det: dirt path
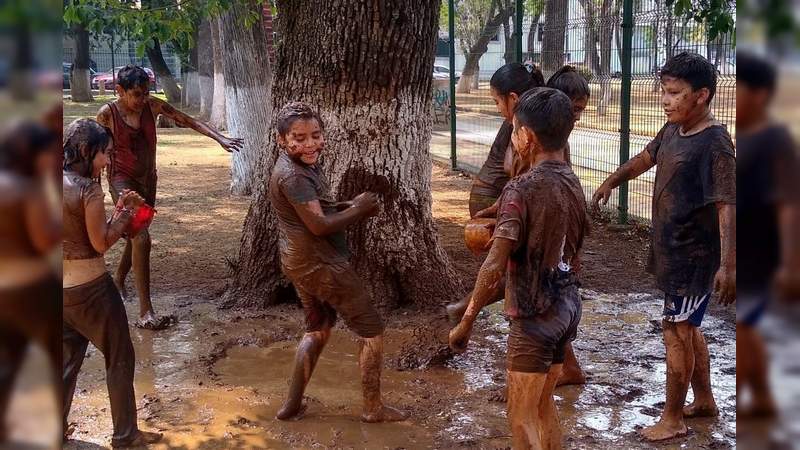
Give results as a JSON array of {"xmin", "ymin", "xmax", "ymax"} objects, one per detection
[{"xmin": 63, "ymin": 126, "xmax": 735, "ymax": 449}]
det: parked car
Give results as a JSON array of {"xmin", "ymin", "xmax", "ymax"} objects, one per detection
[
  {"xmin": 433, "ymin": 64, "xmax": 461, "ymax": 81},
  {"xmin": 92, "ymin": 66, "xmax": 156, "ymax": 90},
  {"xmin": 63, "ymin": 62, "xmax": 97, "ymax": 89}
]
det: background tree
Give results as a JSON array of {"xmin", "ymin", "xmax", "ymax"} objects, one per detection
[
  {"xmin": 541, "ymin": 0, "xmax": 568, "ymax": 74},
  {"xmin": 198, "ymin": 18, "xmax": 214, "ymax": 120},
  {"xmin": 227, "ymin": 0, "xmax": 464, "ymax": 309},
  {"xmin": 453, "ymin": 0, "xmax": 512, "ymax": 93}
]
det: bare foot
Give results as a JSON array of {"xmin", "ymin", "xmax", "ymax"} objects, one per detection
[
  {"xmin": 487, "ymin": 386, "xmax": 507, "ymax": 403},
  {"xmin": 556, "ymin": 368, "xmax": 587, "ymax": 386},
  {"xmin": 114, "ymin": 275, "xmax": 128, "ymax": 302},
  {"xmin": 639, "ymin": 420, "xmax": 688, "ymax": 441},
  {"xmin": 276, "ymin": 399, "xmax": 307, "ymax": 421},
  {"xmin": 135, "ymin": 311, "xmax": 176, "ymax": 330},
  {"xmin": 361, "ymin": 405, "xmax": 408, "ymax": 423},
  {"xmin": 112, "ymin": 430, "xmax": 162, "ymax": 448},
  {"xmin": 683, "ymin": 400, "xmax": 719, "ymax": 418}
]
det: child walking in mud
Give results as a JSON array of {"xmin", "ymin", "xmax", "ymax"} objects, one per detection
[
  {"xmin": 269, "ymin": 102, "xmax": 407, "ymax": 423},
  {"xmin": 62, "ymin": 119, "xmax": 162, "ymax": 447},
  {"xmin": 96, "ymin": 65, "xmax": 243, "ymax": 330},
  {"xmin": 593, "ymin": 52, "xmax": 736, "ymax": 441},
  {"xmin": 450, "ymin": 88, "xmax": 589, "ymax": 450}
]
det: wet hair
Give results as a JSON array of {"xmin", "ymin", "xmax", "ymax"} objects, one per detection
[
  {"xmin": 490, "ymin": 62, "xmax": 545, "ymax": 96},
  {"xmin": 117, "ymin": 64, "xmax": 150, "ymax": 90},
  {"xmin": 546, "ymin": 66, "xmax": 590, "ymax": 101},
  {"xmin": 514, "ymin": 87, "xmax": 575, "ymax": 152},
  {"xmin": 737, "ymin": 51, "xmax": 776, "ymax": 93},
  {"xmin": 0, "ymin": 120, "xmax": 57, "ymax": 177},
  {"xmin": 63, "ymin": 118, "xmax": 113, "ymax": 178},
  {"xmin": 660, "ymin": 52, "xmax": 717, "ymax": 103},
  {"xmin": 275, "ymin": 101, "xmax": 324, "ymax": 136}
]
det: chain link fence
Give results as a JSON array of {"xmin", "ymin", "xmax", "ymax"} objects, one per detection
[{"xmin": 432, "ymin": 0, "xmax": 735, "ymax": 224}]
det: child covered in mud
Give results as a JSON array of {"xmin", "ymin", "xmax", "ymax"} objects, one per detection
[
  {"xmin": 96, "ymin": 65, "xmax": 243, "ymax": 330},
  {"xmin": 62, "ymin": 119, "xmax": 162, "ymax": 447},
  {"xmin": 593, "ymin": 52, "xmax": 736, "ymax": 441},
  {"xmin": 450, "ymin": 88, "xmax": 589, "ymax": 450},
  {"xmin": 269, "ymin": 102, "xmax": 407, "ymax": 423}
]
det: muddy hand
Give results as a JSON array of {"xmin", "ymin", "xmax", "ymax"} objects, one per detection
[
  {"xmin": 353, "ymin": 192, "xmax": 380, "ymax": 217},
  {"xmin": 713, "ymin": 266, "xmax": 736, "ymax": 305},
  {"xmin": 591, "ymin": 184, "xmax": 612, "ymax": 213},
  {"xmin": 448, "ymin": 322, "xmax": 472, "ymax": 354},
  {"xmin": 121, "ymin": 190, "xmax": 145, "ymax": 209},
  {"xmin": 474, "ymin": 202, "xmax": 499, "ymax": 219},
  {"xmin": 219, "ymin": 136, "xmax": 244, "ymax": 153}
]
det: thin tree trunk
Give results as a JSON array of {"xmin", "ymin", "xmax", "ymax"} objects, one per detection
[
  {"xmin": 597, "ymin": 0, "xmax": 614, "ymax": 116},
  {"xmin": 198, "ymin": 19, "xmax": 214, "ymax": 120},
  {"xmin": 542, "ymin": 0, "xmax": 568, "ymax": 75},
  {"xmin": 182, "ymin": 27, "xmax": 201, "ymax": 108},
  {"xmin": 144, "ymin": 38, "xmax": 181, "ymax": 103},
  {"xmin": 220, "ymin": 0, "xmax": 272, "ymax": 197},
  {"xmin": 456, "ymin": 5, "xmax": 508, "ymax": 93},
  {"xmin": 227, "ymin": 0, "xmax": 463, "ymax": 310},
  {"xmin": 210, "ymin": 17, "xmax": 227, "ymax": 131},
  {"xmin": 527, "ymin": 14, "xmax": 541, "ymax": 59},
  {"xmin": 503, "ymin": 14, "xmax": 514, "ymax": 64},
  {"xmin": 71, "ymin": 24, "xmax": 93, "ymax": 102}
]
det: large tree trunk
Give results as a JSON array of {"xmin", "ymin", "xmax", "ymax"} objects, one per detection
[
  {"xmin": 144, "ymin": 38, "xmax": 182, "ymax": 103},
  {"xmin": 220, "ymin": 0, "xmax": 272, "ymax": 197},
  {"xmin": 210, "ymin": 18, "xmax": 227, "ymax": 131},
  {"xmin": 226, "ymin": 0, "xmax": 463, "ymax": 310},
  {"xmin": 198, "ymin": 19, "xmax": 214, "ymax": 120},
  {"xmin": 71, "ymin": 24, "xmax": 93, "ymax": 102},
  {"xmin": 542, "ymin": 0, "xmax": 568, "ymax": 75}
]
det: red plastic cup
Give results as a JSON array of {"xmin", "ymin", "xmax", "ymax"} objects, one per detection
[{"xmin": 128, "ymin": 204, "xmax": 156, "ymax": 237}]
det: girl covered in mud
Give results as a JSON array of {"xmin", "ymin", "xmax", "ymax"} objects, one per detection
[{"xmin": 62, "ymin": 118, "xmax": 162, "ymax": 448}]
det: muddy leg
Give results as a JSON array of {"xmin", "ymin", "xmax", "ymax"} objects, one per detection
[
  {"xmin": 556, "ymin": 344, "xmax": 585, "ymax": 387},
  {"xmin": 683, "ymin": 327, "xmax": 718, "ymax": 417},
  {"xmin": 538, "ymin": 364, "xmax": 563, "ymax": 450},
  {"xmin": 114, "ymin": 239, "xmax": 132, "ymax": 301},
  {"xmin": 508, "ymin": 370, "xmax": 548, "ymax": 450},
  {"xmin": 640, "ymin": 321, "xmax": 691, "ymax": 441},
  {"xmin": 737, "ymin": 323, "xmax": 776, "ymax": 417},
  {"xmin": 276, "ymin": 327, "xmax": 331, "ymax": 420},
  {"xmin": 131, "ymin": 229, "xmax": 154, "ymax": 319},
  {"xmin": 359, "ymin": 335, "xmax": 407, "ymax": 423}
]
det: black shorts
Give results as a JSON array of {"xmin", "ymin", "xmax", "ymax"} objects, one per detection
[
  {"xmin": 507, "ymin": 286, "xmax": 582, "ymax": 373},
  {"xmin": 288, "ymin": 262, "xmax": 384, "ymax": 338}
]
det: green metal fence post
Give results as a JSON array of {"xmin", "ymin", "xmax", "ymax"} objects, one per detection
[
  {"xmin": 448, "ymin": 0, "xmax": 457, "ymax": 170},
  {"xmin": 618, "ymin": 0, "xmax": 634, "ymax": 224},
  {"xmin": 515, "ymin": 0, "xmax": 523, "ymax": 62}
]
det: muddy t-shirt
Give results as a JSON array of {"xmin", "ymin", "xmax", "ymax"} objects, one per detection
[
  {"xmin": 269, "ymin": 152, "xmax": 349, "ymax": 275},
  {"xmin": 492, "ymin": 160, "xmax": 589, "ymax": 319},
  {"xmin": 646, "ymin": 123, "xmax": 736, "ymax": 296},
  {"xmin": 737, "ymin": 124, "xmax": 799, "ymax": 290},
  {"xmin": 476, "ymin": 121, "xmax": 513, "ymax": 197}
]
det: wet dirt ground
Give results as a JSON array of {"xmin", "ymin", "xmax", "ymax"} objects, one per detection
[{"xmin": 56, "ymin": 127, "xmax": 737, "ymax": 449}]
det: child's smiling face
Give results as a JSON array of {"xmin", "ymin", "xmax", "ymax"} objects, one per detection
[{"xmin": 278, "ymin": 118, "xmax": 325, "ymax": 165}]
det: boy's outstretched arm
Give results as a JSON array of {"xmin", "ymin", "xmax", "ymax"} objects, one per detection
[
  {"xmin": 592, "ymin": 150, "xmax": 655, "ymax": 210},
  {"xmin": 292, "ymin": 192, "xmax": 379, "ymax": 237},
  {"xmin": 149, "ymin": 97, "xmax": 244, "ymax": 153},
  {"xmin": 714, "ymin": 203, "xmax": 736, "ymax": 305},
  {"xmin": 449, "ymin": 237, "xmax": 513, "ymax": 353}
]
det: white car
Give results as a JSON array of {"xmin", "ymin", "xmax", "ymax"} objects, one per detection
[{"xmin": 433, "ymin": 65, "xmax": 461, "ymax": 81}]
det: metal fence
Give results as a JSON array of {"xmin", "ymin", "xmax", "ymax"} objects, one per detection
[
  {"xmin": 432, "ymin": 0, "xmax": 736, "ymax": 224},
  {"xmin": 63, "ymin": 46, "xmax": 182, "ymax": 84}
]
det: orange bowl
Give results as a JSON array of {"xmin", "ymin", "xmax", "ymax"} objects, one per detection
[{"xmin": 464, "ymin": 218, "xmax": 496, "ymax": 255}]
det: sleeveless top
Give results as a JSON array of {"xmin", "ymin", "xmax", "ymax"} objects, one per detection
[{"xmin": 108, "ymin": 102, "xmax": 157, "ymax": 185}]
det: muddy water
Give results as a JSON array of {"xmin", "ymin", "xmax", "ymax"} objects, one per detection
[{"xmin": 63, "ymin": 290, "xmax": 736, "ymax": 449}]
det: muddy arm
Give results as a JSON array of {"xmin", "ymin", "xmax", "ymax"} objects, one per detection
[
  {"xmin": 713, "ymin": 203, "xmax": 736, "ymax": 305},
  {"xmin": 149, "ymin": 97, "xmax": 243, "ymax": 152},
  {"xmin": 292, "ymin": 196, "xmax": 376, "ymax": 237},
  {"xmin": 592, "ymin": 150, "xmax": 655, "ymax": 208},
  {"xmin": 84, "ymin": 190, "xmax": 142, "ymax": 254}
]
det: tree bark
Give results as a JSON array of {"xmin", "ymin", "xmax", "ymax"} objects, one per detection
[
  {"xmin": 210, "ymin": 18, "xmax": 228, "ymax": 131},
  {"xmin": 144, "ymin": 38, "xmax": 182, "ymax": 103},
  {"xmin": 597, "ymin": 0, "xmax": 614, "ymax": 115},
  {"xmin": 182, "ymin": 27, "xmax": 201, "ymax": 108},
  {"xmin": 227, "ymin": 0, "xmax": 464, "ymax": 310},
  {"xmin": 578, "ymin": 0, "xmax": 601, "ymax": 76},
  {"xmin": 71, "ymin": 24, "xmax": 93, "ymax": 102},
  {"xmin": 220, "ymin": 0, "xmax": 272, "ymax": 197},
  {"xmin": 527, "ymin": 13, "xmax": 542, "ymax": 60},
  {"xmin": 542, "ymin": 0, "xmax": 568, "ymax": 75},
  {"xmin": 198, "ymin": 19, "xmax": 214, "ymax": 120}
]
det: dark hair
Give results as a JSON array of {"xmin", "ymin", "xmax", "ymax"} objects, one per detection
[
  {"xmin": 117, "ymin": 64, "xmax": 150, "ymax": 90},
  {"xmin": 0, "ymin": 121, "xmax": 57, "ymax": 177},
  {"xmin": 63, "ymin": 119, "xmax": 112, "ymax": 178},
  {"xmin": 660, "ymin": 52, "xmax": 717, "ymax": 103},
  {"xmin": 490, "ymin": 62, "xmax": 545, "ymax": 96},
  {"xmin": 276, "ymin": 101, "xmax": 324, "ymax": 136},
  {"xmin": 514, "ymin": 87, "xmax": 575, "ymax": 152},
  {"xmin": 737, "ymin": 50, "xmax": 776, "ymax": 93},
  {"xmin": 546, "ymin": 65, "xmax": 590, "ymax": 101}
]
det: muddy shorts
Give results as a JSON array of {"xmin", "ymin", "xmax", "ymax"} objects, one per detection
[
  {"xmin": 109, "ymin": 176, "xmax": 157, "ymax": 206},
  {"xmin": 507, "ymin": 286, "xmax": 582, "ymax": 373},
  {"xmin": 737, "ymin": 290, "xmax": 770, "ymax": 327},
  {"xmin": 288, "ymin": 261, "xmax": 384, "ymax": 338},
  {"xmin": 662, "ymin": 292, "xmax": 711, "ymax": 327}
]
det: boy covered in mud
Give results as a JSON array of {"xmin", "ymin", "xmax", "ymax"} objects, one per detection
[
  {"xmin": 593, "ymin": 52, "xmax": 736, "ymax": 441},
  {"xmin": 269, "ymin": 102, "xmax": 406, "ymax": 423},
  {"xmin": 450, "ymin": 88, "xmax": 588, "ymax": 449},
  {"xmin": 96, "ymin": 65, "xmax": 243, "ymax": 329}
]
